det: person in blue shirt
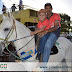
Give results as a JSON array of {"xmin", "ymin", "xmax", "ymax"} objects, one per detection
[
  {"xmin": 18, "ymin": 0, "xmax": 23, "ymax": 10},
  {"xmin": 11, "ymin": 4, "xmax": 17, "ymax": 12},
  {"xmin": 2, "ymin": 5, "xmax": 6, "ymax": 14}
]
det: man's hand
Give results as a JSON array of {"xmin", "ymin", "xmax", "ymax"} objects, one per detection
[
  {"xmin": 30, "ymin": 32, "xmax": 34, "ymax": 36},
  {"xmin": 37, "ymin": 21, "xmax": 59, "ymax": 37},
  {"xmin": 37, "ymin": 30, "xmax": 47, "ymax": 37}
]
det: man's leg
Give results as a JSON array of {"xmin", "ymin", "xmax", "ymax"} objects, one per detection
[
  {"xmin": 38, "ymin": 33, "xmax": 49, "ymax": 53},
  {"xmin": 37, "ymin": 33, "xmax": 50, "ymax": 61},
  {"xmin": 42, "ymin": 32, "xmax": 58, "ymax": 65}
]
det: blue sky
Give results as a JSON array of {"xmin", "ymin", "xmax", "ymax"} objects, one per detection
[
  {"xmin": 0, "ymin": 0, "xmax": 72, "ymax": 21},
  {"xmin": 0, "ymin": 0, "xmax": 3, "ymax": 11}
]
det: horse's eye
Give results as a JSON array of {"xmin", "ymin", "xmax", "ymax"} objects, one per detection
[{"xmin": 4, "ymin": 28, "xmax": 10, "ymax": 31}]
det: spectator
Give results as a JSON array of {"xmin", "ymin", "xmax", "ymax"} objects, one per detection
[
  {"xmin": 2, "ymin": 5, "xmax": 6, "ymax": 14},
  {"xmin": 18, "ymin": 0, "xmax": 24, "ymax": 10},
  {"xmin": 11, "ymin": 4, "xmax": 17, "ymax": 12}
]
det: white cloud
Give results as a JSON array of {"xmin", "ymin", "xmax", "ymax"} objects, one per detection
[{"xmin": 1, "ymin": 0, "xmax": 72, "ymax": 20}]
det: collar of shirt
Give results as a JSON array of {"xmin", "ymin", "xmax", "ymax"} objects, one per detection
[{"xmin": 47, "ymin": 13, "xmax": 53, "ymax": 20}]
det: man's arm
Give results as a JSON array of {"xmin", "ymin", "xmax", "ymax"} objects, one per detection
[
  {"xmin": 30, "ymin": 26, "xmax": 46, "ymax": 36},
  {"xmin": 38, "ymin": 21, "xmax": 59, "ymax": 37},
  {"xmin": 46, "ymin": 21, "xmax": 59, "ymax": 33}
]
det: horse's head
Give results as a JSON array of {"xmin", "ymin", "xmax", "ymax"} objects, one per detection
[
  {"xmin": 0, "ymin": 12, "xmax": 36, "ymax": 62},
  {"xmin": 0, "ymin": 13, "xmax": 16, "ymax": 53}
]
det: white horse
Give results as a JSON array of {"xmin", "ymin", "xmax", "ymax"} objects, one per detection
[{"xmin": 0, "ymin": 13, "xmax": 72, "ymax": 71}]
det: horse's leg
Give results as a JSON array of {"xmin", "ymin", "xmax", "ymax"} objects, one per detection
[
  {"xmin": 65, "ymin": 43, "xmax": 72, "ymax": 72},
  {"xmin": 58, "ymin": 59, "xmax": 68, "ymax": 72},
  {"xmin": 59, "ymin": 58, "xmax": 72, "ymax": 72},
  {"xmin": 65, "ymin": 59, "xmax": 72, "ymax": 72}
]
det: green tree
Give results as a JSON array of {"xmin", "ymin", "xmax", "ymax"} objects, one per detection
[{"xmin": 60, "ymin": 13, "xmax": 71, "ymax": 33}]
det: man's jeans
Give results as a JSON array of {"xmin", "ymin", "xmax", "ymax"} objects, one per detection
[
  {"xmin": 38, "ymin": 33, "xmax": 50, "ymax": 53},
  {"xmin": 42, "ymin": 32, "xmax": 58, "ymax": 67}
]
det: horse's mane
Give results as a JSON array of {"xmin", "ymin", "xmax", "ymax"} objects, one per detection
[
  {"xmin": 0, "ymin": 17, "xmax": 11, "ymax": 30},
  {"xmin": 15, "ymin": 20, "xmax": 31, "ymax": 33}
]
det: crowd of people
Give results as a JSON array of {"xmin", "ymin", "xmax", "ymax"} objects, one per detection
[{"xmin": 2, "ymin": 0, "xmax": 24, "ymax": 13}]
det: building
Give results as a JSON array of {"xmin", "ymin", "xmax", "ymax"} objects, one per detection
[{"xmin": 0, "ymin": 9, "xmax": 38, "ymax": 30}]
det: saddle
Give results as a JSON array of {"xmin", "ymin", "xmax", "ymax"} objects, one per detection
[
  {"xmin": 50, "ymin": 45, "xmax": 58, "ymax": 55},
  {"xmin": 36, "ymin": 45, "xmax": 58, "ymax": 61}
]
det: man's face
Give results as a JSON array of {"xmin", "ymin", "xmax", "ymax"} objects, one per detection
[{"xmin": 45, "ymin": 6, "xmax": 52, "ymax": 14}]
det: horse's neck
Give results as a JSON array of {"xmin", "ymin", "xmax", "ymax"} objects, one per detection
[
  {"xmin": 15, "ymin": 20, "xmax": 31, "ymax": 38},
  {"xmin": 14, "ymin": 20, "xmax": 35, "ymax": 51}
]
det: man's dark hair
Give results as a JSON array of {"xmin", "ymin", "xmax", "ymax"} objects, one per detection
[
  {"xmin": 13, "ymin": 4, "xmax": 15, "ymax": 5},
  {"xmin": 44, "ymin": 3, "xmax": 52, "ymax": 9}
]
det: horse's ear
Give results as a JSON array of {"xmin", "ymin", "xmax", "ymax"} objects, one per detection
[
  {"xmin": 7, "ymin": 12, "xmax": 11, "ymax": 19},
  {"xmin": 2, "ymin": 14, "xmax": 6, "ymax": 20}
]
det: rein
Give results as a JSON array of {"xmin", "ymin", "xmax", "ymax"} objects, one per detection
[
  {"xmin": 6, "ymin": 36, "xmax": 35, "ymax": 61},
  {"xmin": 0, "ymin": 18, "xmax": 37, "ymax": 61},
  {"xmin": 0, "ymin": 19, "xmax": 16, "ymax": 42},
  {"xmin": 0, "ymin": 19, "xmax": 16, "ymax": 55}
]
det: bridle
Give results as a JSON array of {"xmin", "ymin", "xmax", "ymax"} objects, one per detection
[
  {"xmin": 0, "ymin": 19, "xmax": 16, "ymax": 52},
  {"xmin": 0, "ymin": 19, "xmax": 17, "ymax": 42},
  {"xmin": 0, "ymin": 18, "xmax": 36, "ymax": 61}
]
